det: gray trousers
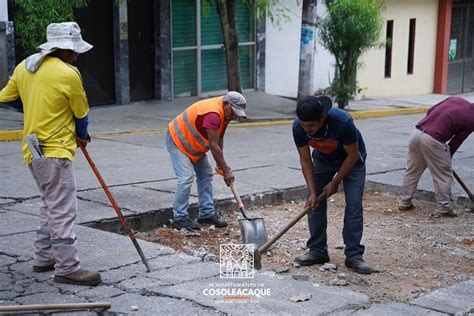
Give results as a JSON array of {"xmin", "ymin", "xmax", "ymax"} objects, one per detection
[
  {"xmin": 29, "ymin": 158, "xmax": 81, "ymax": 276},
  {"xmin": 399, "ymin": 129, "xmax": 452, "ymax": 212}
]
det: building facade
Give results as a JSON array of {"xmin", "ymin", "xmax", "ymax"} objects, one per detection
[
  {"xmin": 265, "ymin": 0, "xmax": 474, "ymax": 99},
  {"xmin": 357, "ymin": 0, "xmax": 439, "ymax": 97},
  {"xmin": 2, "ymin": 0, "xmax": 473, "ymax": 105}
]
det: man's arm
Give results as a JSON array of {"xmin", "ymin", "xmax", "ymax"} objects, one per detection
[
  {"xmin": 207, "ymin": 128, "xmax": 234, "ymax": 185},
  {"xmin": 448, "ymin": 130, "xmax": 471, "ymax": 156},
  {"xmin": 75, "ymin": 114, "xmax": 90, "ymax": 147},
  {"xmin": 324, "ymin": 142, "xmax": 360, "ymax": 196},
  {"xmin": 0, "ymin": 76, "xmax": 20, "ymax": 103},
  {"xmin": 297, "ymin": 145, "xmax": 319, "ymax": 209}
]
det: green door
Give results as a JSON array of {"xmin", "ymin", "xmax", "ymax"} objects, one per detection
[{"xmin": 172, "ymin": 0, "xmax": 255, "ymax": 97}]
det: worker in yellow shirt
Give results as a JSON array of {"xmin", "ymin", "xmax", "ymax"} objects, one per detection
[{"xmin": 0, "ymin": 22, "xmax": 100, "ymax": 286}]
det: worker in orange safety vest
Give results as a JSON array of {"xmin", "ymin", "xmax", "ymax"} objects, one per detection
[{"xmin": 166, "ymin": 91, "xmax": 247, "ymax": 231}]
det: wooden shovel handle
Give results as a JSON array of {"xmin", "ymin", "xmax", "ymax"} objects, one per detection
[
  {"xmin": 453, "ymin": 170, "xmax": 474, "ymax": 201},
  {"xmin": 259, "ymin": 192, "xmax": 327, "ymax": 253},
  {"xmin": 215, "ymin": 167, "xmax": 244, "ymax": 209},
  {"xmin": 0, "ymin": 302, "xmax": 111, "ymax": 313}
]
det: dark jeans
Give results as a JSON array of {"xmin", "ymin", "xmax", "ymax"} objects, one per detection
[{"xmin": 307, "ymin": 159, "xmax": 366, "ymax": 262}]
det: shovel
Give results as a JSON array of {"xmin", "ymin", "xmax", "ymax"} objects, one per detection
[
  {"xmin": 78, "ymin": 141, "xmax": 151, "ymax": 272},
  {"xmin": 453, "ymin": 170, "xmax": 474, "ymax": 202},
  {"xmin": 253, "ymin": 191, "xmax": 327, "ymax": 270},
  {"xmin": 215, "ymin": 168, "xmax": 269, "ymax": 248}
]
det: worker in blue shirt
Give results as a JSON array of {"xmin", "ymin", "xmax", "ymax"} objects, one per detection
[{"xmin": 292, "ymin": 95, "xmax": 375, "ymax": 274}]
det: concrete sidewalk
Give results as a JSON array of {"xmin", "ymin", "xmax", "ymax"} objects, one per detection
[{"xmin": 1, "ymin": 91, "xmax": 473, "ymax": 315}]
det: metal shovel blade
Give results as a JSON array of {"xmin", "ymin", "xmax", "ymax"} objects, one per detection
[{"xmin": 239, "ymin": 218, "xmax": 268, "ymax": 249}]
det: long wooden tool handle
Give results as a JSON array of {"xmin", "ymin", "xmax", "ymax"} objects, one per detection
[
  {"xmin": 78, "ymin": 141, "xmax": 151, "ymax": 273},
  {"xmin": 215, "ymin": 167, "xmax": 248, "ymax": 217},
  {"xmin": 229, "ymin": 183, "xmax": 245, "ymax": 209},
  {"xmin": 453, "ymin": 170, "xmax": 474, "ymax": 201},
  {"xmin": 0, "ymin": 302, "xmax": 111, "ymax": 312},
  {"xmin": 259, "ymin": 192, "xmax": 327, "ymax": 253}
]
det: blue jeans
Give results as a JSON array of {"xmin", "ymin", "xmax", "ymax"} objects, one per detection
[
  {"xmin": 166, "ymin": 131, "xmax": 215, "ymax": 220},
  {"xmin": 307, "ymin": 158, "xmax": 366, "ymax": 262}
]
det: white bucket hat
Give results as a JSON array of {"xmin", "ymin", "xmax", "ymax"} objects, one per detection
[
  {"xmin": 38, "ymin": 22, "xmax": 93, "ymax": 53},
  {"xmin": 25, "ymin": 22, "xmax": 92, "ymax": 73}
]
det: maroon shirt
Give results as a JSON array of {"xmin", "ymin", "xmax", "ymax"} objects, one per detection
[
  {"xmin": 417, "ymin": 96, "xmax": 474, "ymax": 155},
  {"xmin": 195, "ymin": 112, "xmax": 228, "ymax": 139}
]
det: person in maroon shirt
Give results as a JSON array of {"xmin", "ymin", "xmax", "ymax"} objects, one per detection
[{"xmin": 398, "ymin": 96, "xmax": 474, "ymax": 217}]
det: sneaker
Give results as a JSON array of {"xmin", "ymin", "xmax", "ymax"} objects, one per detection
[
  {"xmin": 294, "ymin": 252, "xmax": 330, "ymax": 266},
  {"xmin": 398, "ymin": 204, "xmax": 415, "ymax": 211},
  {"xmin": 172, "ymin": 218, "xmax": 201, "ymax": 231},
  {"xmin": 54, "ymin": 268, "xmax": 101, "ymax": 286},
  {"xmin": 197, "ymin": 215, "xmax": 228, "ymax": 228},
  {"xmin": 345, "ymin": 258, "xmax": 377, "ymax": 274},
  {"xmin": 432, "ymin": 209, "xmax": 457, "ymax": 218},
  {"xmin": 33, "ymin": 263, "xmax": 55, "ymax": 273}
]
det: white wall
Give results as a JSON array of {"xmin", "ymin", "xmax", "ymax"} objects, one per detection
[
  {"xmin": 0, "ymin": 0, "xmax": 8, "ymax": 21},
  {"xmin": 265, "ymin": 0, "xmax": 334, "ymax": 98},
  {"xmin": 357, "ymin": 0, "xmax": 439, "ymax": 97},
  {"xmin": 265, "ymin": 1, "xmax": 302, "ymax": 98}
]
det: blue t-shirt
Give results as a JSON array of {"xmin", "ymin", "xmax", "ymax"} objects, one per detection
[{"xmin": 292, "ymin": 108, "xmax": 367, "ymax": 164}]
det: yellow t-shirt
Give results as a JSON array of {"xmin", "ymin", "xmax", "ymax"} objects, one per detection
[{"xmin": 0, "ymin": 56, "xmax": 89, "ymax": 164}]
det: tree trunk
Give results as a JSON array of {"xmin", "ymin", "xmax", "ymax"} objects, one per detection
[
  {"xmin": 216, "ymin": 0, "xmax": 242, "ymax": 92},
  {"xmin": 297, "ymin": 0, "xmax": 318, "ymax": 101}
]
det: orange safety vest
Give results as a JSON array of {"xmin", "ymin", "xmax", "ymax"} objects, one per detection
[{"xmin": 169, "ymin": 96, "xmax": 226, "ymax": 162}]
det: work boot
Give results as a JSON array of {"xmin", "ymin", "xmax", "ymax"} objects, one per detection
[
  {"xmin": 171, "ymin": 218, "xmax": 201, "ymax": 231},
  {"xmin": 398, "ymin": 204, "xmax": 415, "ymax": 211},
  {"xmin": 33, "ymin": 263, "xmax": 55, "ymax": 273},
  {"xmin": 432, "ymin": 209, "xmax": 457, "ymax": 218},
  {"xmin": 198, "ymin": 215, "xmax": 228, "ymax": 228},
  {"xmin": 294, "ymin": 252, "xmax": 330, "ymax": 266},
  {"xmin": 345, "ymin": 258, "xmax": 377, "ymax": 274},
  {"xmin": 54, "ymin": 268, "xmax": 101, "ymax": 286}
]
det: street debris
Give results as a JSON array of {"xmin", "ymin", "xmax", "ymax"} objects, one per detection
[
  {"xmin": 319, "ymin": 263, "xmax": 337, "ymax": 272},
  {"xmin": 289, "ymin": 293, "xmax": 312, "ymax": 302},
  {"xmin": 274, "ymin": 266, "xmax": 290, "ymax": 274}
]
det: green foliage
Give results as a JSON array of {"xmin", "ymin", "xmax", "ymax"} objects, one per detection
[
  {"xmin": 319, "ymin": 0, "xmax": 384, "ymax": 108},
  {"xmin": 12, "ymin": 0, "xmax": 88, "ymax": 56}
]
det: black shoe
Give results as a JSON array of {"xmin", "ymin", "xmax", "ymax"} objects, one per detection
[
  {"xmin": 33, "ymin": 263, "xmax": 55, "ymax": 273},
  {"xmin": 345, "ymin": 258, "xmax": 376, "ymax": 274},
  {"xmin": 398, "ymin": 204, "xmax": 415, "ymax": 211},
  {"xmin": 432, "ymin": 209, "xmax": 457, "ymax": 218},
  {"xmin": 172, "ymin": 218, "xmax": 201, "ymax": 231},
  {"xmin": 294, "ymin": 252, "xmax": 330, "ymax": 266},
  {"xmin": 197, "ymin": 215, "xmax": 228, "ymax": 228}
]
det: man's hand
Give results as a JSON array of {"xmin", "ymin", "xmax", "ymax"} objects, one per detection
[
  {"xmin": 223, "ymin": 167, "xmax": 235, "ymax": 186},
  {"xmin": 77, "ymin": 135, "xmax": 91, "ymax": 148},
  {"xmin": 215, "ymin": 166, "xmax": 235, "ymax": 186},
  {"xmin": 305, "ymin": 192, "xmax": 319, "ymax": 209},
  {"xmin": 324, "ymin": 179, "xmax": 340, "ymax": 197}
]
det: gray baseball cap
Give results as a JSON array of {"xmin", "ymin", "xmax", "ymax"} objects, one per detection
[{"xmin": 223, "ymin": 91, "xmax": 247, "ymax": 118}]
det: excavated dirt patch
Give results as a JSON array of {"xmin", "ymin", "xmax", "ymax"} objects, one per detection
[{"xmin": 137, "ymin": 191, "xmax": 473, "ymax": 303}]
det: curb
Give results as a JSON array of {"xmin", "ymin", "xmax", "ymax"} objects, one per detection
[
  {"xmin": 348, "ymin": 106, "xmax": 428, "ymax": 119},
  {"xmin": 0, "ymin": 130, "xmax": 23, "ymax": 142},
  {"xmin": 0, "ymin": 107, "xmax": 428, "ymax": 142}
]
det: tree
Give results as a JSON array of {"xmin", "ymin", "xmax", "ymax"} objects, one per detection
[
  {"xmin": 319, "ymin": 0, "xmax": 384, "ymax": 109},
  {"xmin": 215, "ymin": 1, "xmax": 242, "ymax": 92},
  {"xmin": 297, "ymin": 0, "xmax": 318, "ymax": 100},
  {"xmin": 10, "ymin": 0, "xmax": 88, "ymax": 59},
  {"xmin": 204, "ymin": 0, "xmax": 288, "ymax": 93}
]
